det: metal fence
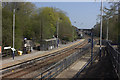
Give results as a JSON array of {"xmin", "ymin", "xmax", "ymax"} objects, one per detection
[
  {"xmin": 106, "ymin": 42, "xmax": 120, "ymax": 78},
  {"xmin": 73, "ymin": 46, "xmax": 99, "ymax": 78},
  {"xmin": 34, "ymin": 47, "xmax": 89, "ymax": 79},
  {"xmin": 34, "ymin": 42, "xmax": 93, "ymax": 79},
  {"xmin": 34, "ymin": 40, "xmax": 98, "ymax": 80},
  {"xmin": 2, "ymin": 50, "xmax": 18, "ymax": 58}
]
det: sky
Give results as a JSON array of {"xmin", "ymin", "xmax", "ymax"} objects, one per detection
[{"xmin": 33, "ymin": 2, "xmax": 110, "ymax": 29}]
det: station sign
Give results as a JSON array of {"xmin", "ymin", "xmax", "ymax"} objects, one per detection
[{"xmin": 4, "ymin": 46, "xmax": 11, "ymax": 50}]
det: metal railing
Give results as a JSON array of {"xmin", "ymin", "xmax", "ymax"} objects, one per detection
[
  {"xmin": 34, "ymin": 40, "xmax": 97, "ymax": 80},
  {"xmin": 2, "ymin": 50, "xmax": 18, "ymax": 58},
  {"xmin": 34, "ymin": 40, "xmax": 98, "ymax": 80},
  {"xmin": 106, "ymin": 42, "xmax": 120, "ymax": 78},
  {"xmin": 34, "ymin": 46, "xmax": 90, "ymax": 79},
  {"xmin": 2, "ymin": 40, "xmax": 87, "ymax": 76},
  {"xmin": 73, "ymin": 46, "xmax": 99, "ymax": 78}
]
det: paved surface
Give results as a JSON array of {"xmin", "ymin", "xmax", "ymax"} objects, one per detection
[
  {"xmin": 1, "ymin": 39, "xmax": 85, "ymax": 69},
  {"xmin": 56, "ymin": 44, "xmax": 118, "ymax": 79},
  {"xmin": 78, "ymin": 53, "xmax": 118, "ymax": 79},
  {"xmin": 56, "ymin": 50, "xmax": 91, "ymax": 78}
]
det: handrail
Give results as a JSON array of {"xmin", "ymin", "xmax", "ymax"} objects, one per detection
[
  {"xmin": 73, "ymin": 47, "xmax": 99, "ymax": 78},
  {"xmin": 34, "ymin": 40, "xmax": 98, "ymax": 79},
  {"xmin": 106, "ymin": 41, "xmax": 120, "ymax": 79},
  {"xmin": 34, "ymin": 46, "xmax": 90, "ymax": 79}
]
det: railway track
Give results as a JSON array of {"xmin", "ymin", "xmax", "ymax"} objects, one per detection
[
  {"xmin": 36, "ymin": 41, "xmax": 93, "ymax": 79},
  {"xmin": 2, "ymin": 40, "xmax": 88, "ymax": 78}
]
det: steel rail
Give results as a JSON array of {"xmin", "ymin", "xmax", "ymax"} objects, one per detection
[{"xmin": 2, "ymin": 40, "xmax": 87, "ymax": 78}]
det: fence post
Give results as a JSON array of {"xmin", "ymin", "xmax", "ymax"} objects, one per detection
[
  {"xmin": 91, "ymin": 29, "xmax": 93, "ymax": 64},
  {"xmin": 118, "ymin": 53, "xmax": 120, "ymax": 78}
]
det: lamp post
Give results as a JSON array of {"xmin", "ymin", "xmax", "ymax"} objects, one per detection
[
  {"xmin": 72, "ymin": 21, "xmax": 76, "ymax": 42},
  {"xmin": 57, "ymin": 18, "xmax": 59, "ymax": 48},
  {"xmin": 39, "ymin": 15, "xmax": 43, "ymax": 50},
  {"xmin": 48, "ymin": 14, "xmax": 60, "ymax": 48},
  {"xmin": 56, "ymin": 17, "xmax": 62, "ymax": 48},
  {"xmin": 41, "ymin": 17, "xmax": 43, "ymax": 42},
  {"xmin": 12, "ymin": 8, "xmax": 15, "ymax": 60},
  {"xmin": 118, "ymin": 2, "xmax": 120, "ymax": 49},
  {"xmin": 106, "ymin": 19, "xmax": 109, "ymax": 41},
  {"xmin": 12, "ymin": 3, "xmax": 20, "ymax": 59},
  {"xmin": 72, "ymin": 26, "xmax": 74, "ymax": 42},
  {"xmin": 99, "ymin": 0, "xmax": 103, "ymax": 60}
]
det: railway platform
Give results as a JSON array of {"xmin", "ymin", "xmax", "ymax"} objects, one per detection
[
  {"xmin": 1, "ymin": 39, "xmax": 85, "ymax": 70},
  {"xmin": 78, "ymin": 55, "xmax": 118, "ymax": 79},
  {"xmin": 55, "ymin": 42, "xmax": 99, "ymax": 79},
  {"xmin": 56, "ymin": 48, "xmax": 91, "ymax": 78},
  {"xmin": 56, "ymin": 43, "xmax": 118, "ymax": 79}
]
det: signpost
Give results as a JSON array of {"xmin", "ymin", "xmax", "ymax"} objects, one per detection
[{"xmin": 11, "ymin": 48, "xmax": 16, "ymax": 52}]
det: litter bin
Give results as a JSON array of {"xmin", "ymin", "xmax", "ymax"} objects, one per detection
[{"xmin": 18, "ymin": 51, "xmax": 23, "ymax": 56}]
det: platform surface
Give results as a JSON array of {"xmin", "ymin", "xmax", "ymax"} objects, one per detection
[
  {"xmin": 1, "ymin": 39, "xmax": 85, "ymax": 70},
  {"xmin": 56, "ymin": 50, "xmax": 91, "ymax": 78}
]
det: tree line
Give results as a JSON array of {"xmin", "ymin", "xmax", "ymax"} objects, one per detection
[
  {"xmin": 2, "ymin": 2, "xmax": 77, "ymax": 50},
  {"xmin": 93, "ymin": 2, "xmax": 120, "ymax": 45}
]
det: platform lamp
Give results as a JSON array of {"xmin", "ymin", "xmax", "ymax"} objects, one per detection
[
  {"xmin": 99, "ymin": 0, "xmax": 103, "ymax": 60},
  {"xmin": 48, "ymin": 13, "xmax": 62, "ymax": 48},
  {"xmin": 118, "ymin": 2, "xmax": 120, "ymax": 50},
  {"xmin": 12, "ymin": 2, "xmax": 19, "ymax": 59},
  {"xmin": 72, "ymin": 21, "xmax": 76, "ymax": 42},
  {"xmin": 56, "ymin": 17, "xmax": 62, "ymax": 48},
  {"xmin": 39, "ymin": 14, "xmax": 43, "ymax": 50}
]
